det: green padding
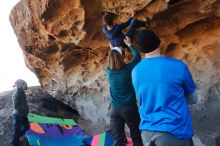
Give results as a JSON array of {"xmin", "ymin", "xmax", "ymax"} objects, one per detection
[
  {"xmin": 28, "ymin": 113, "xmax": 77, "ymax": 125},
  {"xmin": 98, "ymin": 132, "xmax": 106, "ymax": 146}
]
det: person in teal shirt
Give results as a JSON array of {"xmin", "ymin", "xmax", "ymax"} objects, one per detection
[
  {"xmin": 132, "ymin": 30, "xmax": 198, "ymax": 146},
  {"xmin": 106, "ymin": 37, "xmax": 143, "ymax": 146}
]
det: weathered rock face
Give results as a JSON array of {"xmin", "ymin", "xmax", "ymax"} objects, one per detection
[{"xmin": 10, "ymin": 0, "xmax": 220, "ymax": 145}]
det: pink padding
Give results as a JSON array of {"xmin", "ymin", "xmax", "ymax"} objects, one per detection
[
  {"xmin": 91, "ymin": 135, "xmax": 100, "ymax": 146},
  {"xmin": 126, "ymin": 137, "xmax": 133, "ymax": 146}
]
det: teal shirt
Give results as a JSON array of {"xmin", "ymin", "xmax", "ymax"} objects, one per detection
[{"xmin": 106, "ymin": 46, "xmax": 141, "ymax": 107}]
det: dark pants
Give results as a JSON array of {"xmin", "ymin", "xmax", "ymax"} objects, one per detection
[
  {"xmin": 120, "ymin": 19, "xmax": 146, "ymax": 49},
  {"xmin": 110, "ymin": 105, "xmax": 143, "ymax": 146},
  {"xmin": 11, "ymin": 114, "xmax": 30, "ymax": 146},
  {"xmin": 142, "ymin": 131, "xmax": 193, "ymax": 146}
]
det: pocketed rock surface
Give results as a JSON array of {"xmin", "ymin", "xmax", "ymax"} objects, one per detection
[{"xmin": 8, "ymin": 0, "xmax": 220, "ymax": 145}]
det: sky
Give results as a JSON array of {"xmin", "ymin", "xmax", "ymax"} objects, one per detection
[{"xmin": 0, "ymin": 0, "xmax": 39, "ymax": 92}]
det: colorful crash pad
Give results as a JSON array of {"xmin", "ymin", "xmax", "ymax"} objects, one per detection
[
  {"xmin": 26, "ymin": 135, "xmax": 85, "ymax": 146},
  {"xmin": 26, "ymin": 114, "xmax": 87, "ymax": 146},
  {"xmin": 83, "ymin": 131, "xmax": 133, "ymax": 146},
  {"xmin": 28, "ymin": 113, "xmax": 77, "ymax": 125},
  {"xmin": 26, "ymin": 114, "xmax": 133, "ymax": 146},
  {"xmin": 27, "ymin": 122, "xmax": 86, "ymax": 137}
]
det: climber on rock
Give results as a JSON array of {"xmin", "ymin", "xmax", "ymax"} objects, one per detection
[
  {"xmin": 11, "ymin": 79, "xmax": 30, "ymax": 146},
  {"xmin": 102, "ymin": 13, "xmax": 150, "ymax": 50},
  {"xmin": 132, "ymin": 29, "xmax": 198, "ymax": 146},
  {"xmin": 106, "ymin": 36, "xmax": 143, "ymax": 146}
]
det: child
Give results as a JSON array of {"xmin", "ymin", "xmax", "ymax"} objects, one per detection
[{"xmin": 102, "ymin": 13, "xmax": 150, "ymax": 49}]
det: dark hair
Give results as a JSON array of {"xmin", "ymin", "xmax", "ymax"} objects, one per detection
[
  {"xmin": 103, "ymin": 14, "xmax": 114, "ymax": 26},
  {"xmin": 108, "ymin": 50, "xmax": 125, "ymax": 70},
  {"xmin": 137, "ymin": 30, "xmax": 161, "ymax": 53}
]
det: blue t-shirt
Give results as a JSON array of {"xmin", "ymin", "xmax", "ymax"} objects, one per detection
[{"xmin": 132, "ymin": 56, "xmax": 196, "ymax": 138}]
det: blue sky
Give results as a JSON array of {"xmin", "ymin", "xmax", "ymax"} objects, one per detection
[{"xmin": 0, "ymin": 0, "xmax": 39, "ymax": 92}]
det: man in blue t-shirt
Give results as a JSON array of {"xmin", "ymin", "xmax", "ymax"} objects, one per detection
[{"xmin": 132, "ymin": 30, "xmax": 198, "ymax": 146}]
